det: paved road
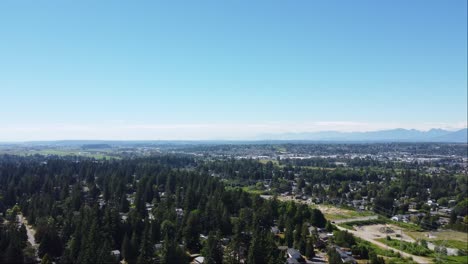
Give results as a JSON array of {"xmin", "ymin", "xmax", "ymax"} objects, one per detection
[{"xmin": 336, "ymin": 225, "xmax": 433, "ymax": 264}]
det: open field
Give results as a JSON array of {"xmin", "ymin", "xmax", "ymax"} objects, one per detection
[
  {"xmin": 376, "ymin": 238, "xmax": 433, "ymax": 257},
  {"xmin": 352, "ymin": 224, "xmax": 416, "ymax": 243},
  {"xmin": 240, "ymin": 186, "xmax": 265, "ymax": 195},
  {"xmin": 0, "ymin": 148, "xmax": 116, "ymax": 159},
  {"xmin": 258, "ymin": 159, "xmax": 280, "ymax": 166},
  {"xmin": 406, "ymin": 230, "xmax": 468, "ymax": 254},
  {"xmin": 407, "ymin": 230, "xmax": 468, "ymax": 244},
  {"xmin": 314, "ymin": 204, "xmax": 375, "ymax": 220},
  {"xmin": 275, "ymin": 195, "xmax": 376, "ymax": 221},
  {"xmin": 336, "ymin": 224, "xmax": 433, "ymax": 264},
  {"xmin": 342, "ymin": 222, "xmax": 467, "ymax": 262},
  {"xmin": 444, "ymin": 256, "xmax": 468, "ymax": 264},
  {"xmin": 275, "ymin": 196, "xmax": 375, "ymax": 220}
]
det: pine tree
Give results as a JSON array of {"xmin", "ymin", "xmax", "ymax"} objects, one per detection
[
  {"xmin": 247, "ymin": 231, "xmax": 272, "ymax": 264},
  {"xmin": 4, "ymin": 242, "xmax": 24, "ymax": 264},
  {"xmin": 325, "ymin": 220, "xmax": 334, "ymax": 232},
  {"xmin": 183, "ymin": 210, "xmax": 201, "ymax": 252},
  {"xmin": 137, "ymin": 220, "xmax": 154, "ymax": 264},
  {"xmin": 121, "ymin": 233, "xmax": 131, "ymax": 261},
  {"xmin": 327, "ymin": 248, "xmax": 341, "ymax": 264},
  {"xmin": 19, "ymin": 224, "xmax": 28, "ymax": 247},
  {"xmin": 202, "ymin": 231, "xmax": 223, "ymax": 264},
  {"xmin": 41, "ymin": 253, "xmax": 52, "ymax": 264},
  {"xmin": 97, "ymin": 239, "xmax": 116, "ymax": 264},
  {"xmin": 305, "ymin": 238, "xmax": 315, "ymax": 259},
  {"xmin": 285, "ymin": 220, "xmax": 294, "ymax": 247}
]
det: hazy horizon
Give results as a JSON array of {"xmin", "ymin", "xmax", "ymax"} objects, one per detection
[
  {"xmin": 1, "ymin": 0, "xmax": 467, "ymax": 141},
  {"xmin": 0, "ymin": 123, "xmax": 466, "ymax": 142}
]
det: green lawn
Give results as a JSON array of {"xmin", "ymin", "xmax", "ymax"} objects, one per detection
[
  {"xmin": 27, "ymin": 149, "xmax": 116, "ymax": 159},
  {"xmin": 432, "ymin": 240, "xmax": 467, "ymax": 252},
  {"xmin": 258, "ymin": 159, "xmax": 280, "ymax": 166},
  {"xmin": 314, "ymin": 204, "xmax": 375, "ymax": 221},
  {"xmin": 338, "ymin": 218, "xmax": 387, "ymax": 230},
  {"xmin": 240, "ymin": 186, "xmax": 266, "ymax": 195},
  {"xmin": 355, "ymin": 237, "xmax": 419, "ymax": 264},
  {"xmin": 376, "ymin": 238, "xmax": 434, "ymax": 257},
  {"xmin": 441, "ymin": 256, "xmax": 468, "ymax": 264}
]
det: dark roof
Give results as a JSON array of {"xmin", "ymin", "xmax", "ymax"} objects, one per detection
[
  {"xmin": 285, "ymin": 258, "xmax": 300, "ymax": 264},
  {"xmin": 287, "ymin": 248, "xmax": 302, "ymax": 260},
  {"xmin": 335, "ymin": 247, "xmax": 357, "ymax": 264}
]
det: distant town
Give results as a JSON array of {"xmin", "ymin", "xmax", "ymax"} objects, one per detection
[{"xmin": 0, "ymin": 142, "xmax": 466, "ymax": 263}]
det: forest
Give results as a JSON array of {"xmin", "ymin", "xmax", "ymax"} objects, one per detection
[
  {"xmin": 0, "ymin": 148, "xmax": 466, "ymax": 264},
  {"xmin": 0, "ymin": 155, "xmax": 327, "ymax": 264}
]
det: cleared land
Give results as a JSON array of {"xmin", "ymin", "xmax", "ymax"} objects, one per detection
[{"xmin": 336, "ymin": 224, "xmax": 433, "ymax": 264}]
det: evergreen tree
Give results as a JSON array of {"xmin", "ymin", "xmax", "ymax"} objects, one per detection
[
  {"xmin": 325, "ymin": 220, "xmax": 334, "ymax": 232},
  {"xmin": 41, "ymin": 253, "xmax": 52, "ymax": 264},
  {"xmin": 137, "ymin": 220, "xmax": 154, "ymax": 264},
  {"xmin": 121, "ymin": 233, "xmax": 131, "ymax": 261},
  {"xmin": 202, "ymin": 231, "xmax": 223, "ymax": 264},
  {"xmin": 183, "ymin": 210, "xmax": 201, "ymax": 252},
  {"xmin": 4, "ymin": 242, "xmax": 24, "ymax": 264},
  {"xmin": 327, "ymin": 248, "xmax": 341, "ymax": 264},
  {"xmin": 285, "ymin": 220, "xmax": 294, "ymax": 247},
  {"xmin": 247, "ymin": 231, "xmax": 274, "ymax": 264},
  {"xmin": 305, "ymin": 238, "xmax": 315, "ymax": 259}
]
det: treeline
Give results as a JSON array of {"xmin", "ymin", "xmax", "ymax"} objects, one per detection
[
  {"xmin": 0, "ymin": 155, "xmax": 326, "ymax": 263},
  {"xmin": 200, "ymin": 158, "xmax": 467, "ymax": 231}
]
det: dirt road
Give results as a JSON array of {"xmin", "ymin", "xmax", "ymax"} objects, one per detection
[
  {"xmin": 17, "ymin": 214, "xmax": 39, "ymax": 260},
  {"xmin": 336, "ymin": 225, "xmax": 433, "ymax": 264}
]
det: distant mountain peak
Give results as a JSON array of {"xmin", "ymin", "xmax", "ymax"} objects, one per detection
[{"xmin": 256, "ymin": 128, "xmax": 467, "ymax": 142}]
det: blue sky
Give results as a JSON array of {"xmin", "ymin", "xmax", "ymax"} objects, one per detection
[{"xmin": 0, "ymin": 0, "xmax": 466, "ymax": 140}]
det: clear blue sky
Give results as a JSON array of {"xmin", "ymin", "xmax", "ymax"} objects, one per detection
[{"xmin": 0, "ymin": 0, "xmax": 466, "ymax": 140}]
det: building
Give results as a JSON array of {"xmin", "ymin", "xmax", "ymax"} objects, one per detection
[
  {"xmin": 335, "ymin": 247, "xmax": 357, "ymax": 264},
  {"xmin": 194, "ymin": 256, "xmax": 205, "ymax": 264},
  {"xmin": 286, "ymin": 248, "xmax": 306, "ymax": 263},
  {"xmin": 110, "ymin": 250, "xmax": 120, "ymax": 260}
]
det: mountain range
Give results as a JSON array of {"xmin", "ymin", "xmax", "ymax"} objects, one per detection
[{"xmin": 258, "ymin": 128, "xmax": 468, "ymax": 142}]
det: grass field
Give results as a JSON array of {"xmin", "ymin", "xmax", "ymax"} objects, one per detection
[
  {"xmin": 356, "ymin": 237, "xmax": 419, "ymax": 264},
  {"xmin": 442, "ymin": 256, "xmax": 468, "ymax": 264},
  {"xmin": 338, "ymin": 218, "xmax": 387, "ymax": 230},
  {"xmin": 240, "ymin": 186, "xmax": 266, "ymax": 195},
  {"xmin": 432, "ymin": 240, "xmax": 467, "ymax": 252},
  {"xmin": 314, "ymin": 204, "xmax": 374, "ymax": 220},
  {"xmin": 7, "ymin": 148, "xmax": 117, "ymax": 159},
  {"xmin": 258, "ymin": 159, "xmax": 280, "ymax": 166},
  {"xmin": 376, "ymin": 238, "xmax": 434, "ymax": 257},
  {"xmin": 407, "ymin": 230, "xmax": 468, "ymax": 244}
]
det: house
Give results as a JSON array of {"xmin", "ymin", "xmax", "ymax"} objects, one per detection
[
  {"xmin": 286, "ymin": 248, "xmax": 305, "ymax": 263},
  {"xmin": 335, "ymin": 247, "xmax": 357, "ymax": 264},
  {"xmin": 285, "ymin": 258, "xmax": 300, "ymax": 264},
  {"xmin": 271, "ymin": 226, "xmax": 280, "ymax": 235},
  {"xmin": 391, "ymin": 214, "xmax": 409, "ymax": 222},
  {"xmin": 110, "ymin": 250, "xmax": 120, "ymax": 260},
  {"xmin": 194, "ymin": 256, "xmax": 205, "ymax": 264},
  {"xmin": 287, "ymin": 248, "xmax": 302, "ymax": 260},
  {"xmin": 438, "ymin": 207, "xmax": 452, "ymax": 216},
  {"xmin": 176, "ymin": 208, "xmax": 184, "ymax": 218},
  {"xmin": 220, "ymin": 237, "xmax": 230, "ymax": 245},
  {"xmin": 154, "ymin": 243, "xmax": 163, "ymax": 253},
  {"xmin": 119, "ymin": 213, "xmax": 128, "ymax": 222}
]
